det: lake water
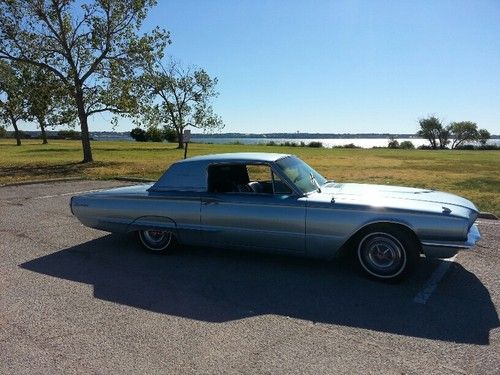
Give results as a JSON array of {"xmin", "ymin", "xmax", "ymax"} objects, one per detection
[
  {"xmin": 191, "ymin": 137, "xmax": 500, "ymax": 148},
  {"xmin": 91, "ymin": 133, "xmax": 499, "ymax": 148}
]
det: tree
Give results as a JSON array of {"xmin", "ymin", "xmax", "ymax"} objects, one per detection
[
  {"xmin": 0, "ymin": 125, "xmax": 7, "ymax": 138},
  {"xmin": 140, "ymin": 60, "xmax": 224, "ymax": 148},
  {"xmin": 477, "ymin": 128, "xmax": 491, "ymax": 147},
  {"xmin": 0, "ymin": 61, "xmax": 27, "ymax": 146},
  {"xmin": 0, "ymin": 0, "xmax": 169, "ymax": 162},
  {"xmin": 417, "ymin": 116, "xmax": 446, "ymax": 149},
  {"xmin": 163, "ymin": 126, "xmax": 177, "ymax": 143},
  {"xmin": 130, "ymin": 127, "xmax": 147, "ymax": 142},
  {"xmin": 145, "ymin": 126, "xmax": 163, "ymax": 142},
  {"xmin": 21, "ymin": 64, "xmax": 75, "ymax": 144},
  {"xmin": 437, "ymin": 126, "xmax": 450, "ymax": 149},
  {"xmin": 387, "ymin": 137, "xmax": 399, "ymax": 149},
  {"xmin": 448, "ymin": 121, "xmax": 478, "ymax": 149}
]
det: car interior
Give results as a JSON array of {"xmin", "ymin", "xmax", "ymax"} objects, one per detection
[{"xmin": 207, "ymin": 164, "xmax": 292, "ymax": 194}]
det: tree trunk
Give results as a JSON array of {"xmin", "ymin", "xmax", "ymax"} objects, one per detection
[
  {"xmin": 75, "ymin": 88, "xmax": 93, "ymax": 163},
  {"xmin": 10, "ymin": 115, "xmax": 21, "ymax": 146},
  {"xmin": 79, "ymin": 113, "xmax": 93, "ymax": 163},
  {"xmin": 175, "ymin": 122, "xmax": 184, "ymax": 149},
  {"xmin": 176, "ymin": 127, "xmax": 184, "ymax": 149},
  {"xmin": 39, "ymin": 118, "xmax": 48, "ymax": 144}
]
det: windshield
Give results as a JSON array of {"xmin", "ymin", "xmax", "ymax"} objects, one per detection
[{"xmin": 276, "ymin": 156, "xmax": 327, "ymax": 193}]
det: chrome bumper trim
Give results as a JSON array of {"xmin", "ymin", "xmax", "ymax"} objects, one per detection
[{"xmin": 421, "ymin": 224, "xmax": 481, "ymax": 250}]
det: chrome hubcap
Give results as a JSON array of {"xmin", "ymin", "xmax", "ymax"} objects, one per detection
[
  {"xmin": 141, "ymin": 230, "xmax": 172, "ymax": 249},
  {"xmin": 358, "ymin": 232, "xmax": 407, "ymax": 278},
  {"xmin": 366, "ymin": 238, "xmax": 401, "ymax": 269}
]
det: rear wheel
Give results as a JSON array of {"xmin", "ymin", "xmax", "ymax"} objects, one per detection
[
  {"xmin": 138, "ymin": 229, "xmax": 176, "ymax": 253},
  {"xmin": 356, "ymin": 226, "xmax": 418, "ymax": 281}
]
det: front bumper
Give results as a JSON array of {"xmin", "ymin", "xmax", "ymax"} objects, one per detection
[{"xmin": 421, "ymin": 224, "xmax": 481, "ymax": 259}]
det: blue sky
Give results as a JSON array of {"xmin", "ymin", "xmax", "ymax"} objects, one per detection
[{"xmin": 84, "ymin": 1, "xmax": 500, "ymax": 134}]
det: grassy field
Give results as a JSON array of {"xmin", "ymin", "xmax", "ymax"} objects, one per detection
[{"xmin": 1, "ymin": 139, "xmax": 499, "ymax": 215}]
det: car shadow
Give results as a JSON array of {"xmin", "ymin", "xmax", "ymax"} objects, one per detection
[{"xmin": 20, "ymin": 234, "xmax": 498, "ymax": 345}]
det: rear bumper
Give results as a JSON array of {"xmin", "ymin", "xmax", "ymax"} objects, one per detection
[{"xmin": 421, "ymin": 224, "xmax": 481, "ymax": 259}]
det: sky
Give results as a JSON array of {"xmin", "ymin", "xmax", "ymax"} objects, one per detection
[{"xmin": 31, "ymin": 0, "xmax": 500, "ymax": 134}]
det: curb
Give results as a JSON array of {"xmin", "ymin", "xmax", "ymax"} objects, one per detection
[
  {"xmin": 113, "ymin": 177, "xmax": 155, "ymax": 183},
  {"xmin": 0, "ymin": 176, "xmax": 155, "ymax": 187},
  {"xmin": 0, "ymin": 177, "xmax": 85, "ymax": 187},
  {"xmin": 478, "ymin": 212, "xmax": 499, "ymax": 220}
]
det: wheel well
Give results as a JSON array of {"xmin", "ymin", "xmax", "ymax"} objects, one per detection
[
  {"xmin": 127, "ymin": 216, "xmax": 177, "ymax": 233},
  {"xmin": 338, "ymin": 222, "xmax": 422, "ymax": 256}
]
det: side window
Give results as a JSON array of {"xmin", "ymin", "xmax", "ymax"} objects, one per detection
[
  {"xmin": 207, "ymin": 164, "xmax": 249, "ymax": 193},
  {"xmin": 207, "ymin": 163, "xmax": 293, "ymax": 195},
  {"xmin": 247, "ymin": 165, "xmax": 293, "ymax": 195},
  {"xmin": 272, "ymin": 171, "xmax": 293, "ymax": 195},
  {"xmin": 247, "ymin": 165, "xmax": 271, "ymax": 183}
]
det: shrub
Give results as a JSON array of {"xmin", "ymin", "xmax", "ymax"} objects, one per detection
[
  {"xmin": 0, "ymin": 125, "xmax": 7, "ymax": 138},
  {"xmin": 333, "ymin": 143, "xmax": 360, "ymax": 149},
  {"xmin": 308, "ymin": 141, "xmax": 323, "ymax": 148},
  {"xmin": 266, "ymin": 141, "xmax": 276, "ymax": 146},
  {"xmin": 417, "ymin": 145, "xmax": 433, "ymax": 150},
  {"xmin": 454, "ymin": 144, "xmax": 476, "ymax": 150},
  {"xmin": 452, "ymin": 144, "xmax": 499, "ymax": 150},
  {"xmin": 130, "ymin": 127, "xmax": 147, "ymax": 142},
  {"xmin": 58, "ymin": 130, "xmax": 80, "ymax": 140},
  {"xmin": 17, "ymin": 130, "xmax": 32, "ymax": 139},
  {"xmin": 399, "ymin": 141, "xmax": 415, "ymax": 149},
  {"xmin": 145, "ymin": 127, "xmax": 164, "ymax": 142},
  {"xmin": 479, "ymin": 144, "xmax": 499, "ymax": 150}
]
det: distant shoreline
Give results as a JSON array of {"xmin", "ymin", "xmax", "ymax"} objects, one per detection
[
  {"xmin": 191, "ymin": 133, "xmax": 421, "ymax": 139},
  {"xmin": 18, "ymin": 131, "xmax": 500, "ymax": 140}
]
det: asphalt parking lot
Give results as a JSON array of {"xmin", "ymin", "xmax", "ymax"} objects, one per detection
[{"xmin": 0, "ymin": 180, "xmax": 499, "ymax": 374}]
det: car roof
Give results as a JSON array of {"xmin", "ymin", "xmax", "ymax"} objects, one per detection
[
  {"xmin": 150, "ymin": 153, "xmax": 293, "ymax": 192},
  {"xmin": 177, "ymin": 152, "xmax": 291, "ymax": 163}
]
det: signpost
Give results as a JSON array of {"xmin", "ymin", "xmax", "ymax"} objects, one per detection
[{"xmin": 183, "ymin": 129, "xmax": 191, "ymax": 159}]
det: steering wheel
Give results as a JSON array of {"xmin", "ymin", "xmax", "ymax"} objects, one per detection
[{"xmin": 237, "ymin": 183, "xmax": 253, "ymax": 193}]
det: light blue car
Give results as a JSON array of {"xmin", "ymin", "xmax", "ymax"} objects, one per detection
[{"xmin": 71, "ymin": 153, "xmax": 481, "ymax": 281}]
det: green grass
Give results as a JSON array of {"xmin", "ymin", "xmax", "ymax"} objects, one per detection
[{"xmin": 1, "ymin": 139, "xmax": 499, "ymax": 215}]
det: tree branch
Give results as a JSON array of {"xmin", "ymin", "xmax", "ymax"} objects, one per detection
[{"xmin": 0, "ymin": 51, "xmax": 68, "ymax": 85}]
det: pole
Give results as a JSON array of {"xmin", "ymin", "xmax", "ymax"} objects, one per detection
[{"xmin": 182, "ymin": 129, "xmax": 191, "ymax": 159}]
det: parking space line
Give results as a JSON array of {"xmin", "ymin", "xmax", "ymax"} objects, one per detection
[
  {"xmin": 476, "ymin": 220, "xmax": 499, "ymax": 226},
  {"xmin": 32, "ymin": 189, "xmax": 104, "ymax": 199},
  {"xmin": 413, "ymin": 255, "xmax": 456, "ymax": 304}
]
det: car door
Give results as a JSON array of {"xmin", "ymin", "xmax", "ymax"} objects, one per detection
[{"xmin": 200, "ymin": 163, "xmax": 306, "ymax": 253}]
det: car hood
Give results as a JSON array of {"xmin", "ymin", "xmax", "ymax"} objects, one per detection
[{"xmin": 315, "ymin": 182, "xmax": 479, "ymax": 213}]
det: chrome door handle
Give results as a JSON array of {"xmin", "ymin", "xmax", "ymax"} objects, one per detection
[{"xmin": 202, "ymin": 198, "xmax": 219, "ymax": 205}]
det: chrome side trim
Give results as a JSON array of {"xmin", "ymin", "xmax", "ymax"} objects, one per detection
[{"xmin": 420, "ymin": 241, "xmax": 470, "ymax": 249}]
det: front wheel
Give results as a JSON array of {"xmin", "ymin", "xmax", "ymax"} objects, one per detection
[
  {"xmin": 138, "ymin": 229, "xmax": 176, "ymax": 253},
  {"xmin": 357, "ymin": 227, "xmax": 418, "ymax": 281}
]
